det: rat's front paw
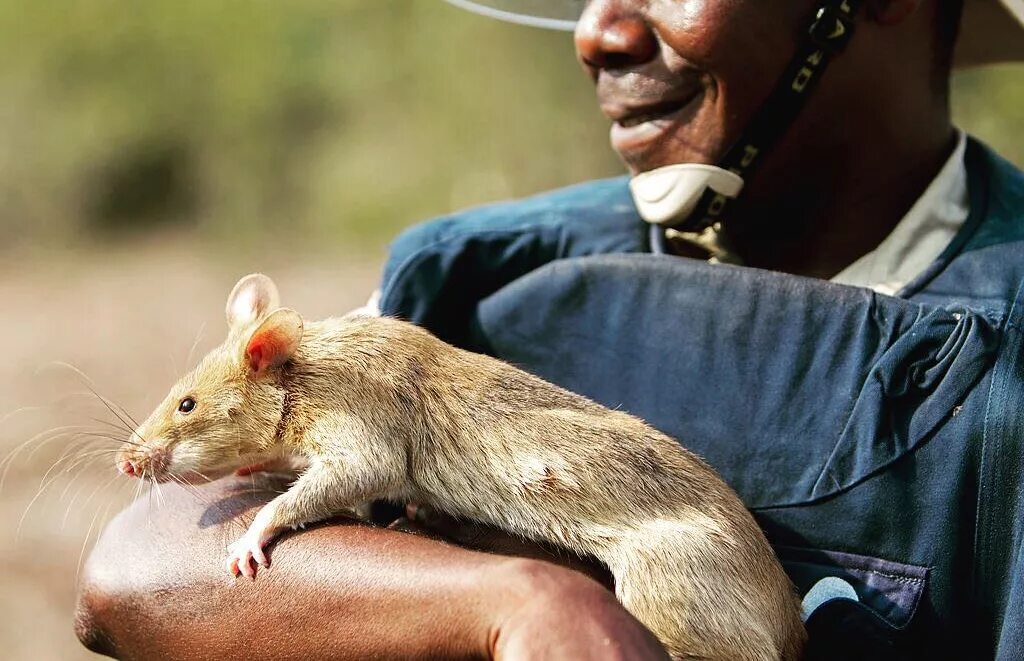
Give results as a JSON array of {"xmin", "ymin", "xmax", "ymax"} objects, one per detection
[{"xmin": 226, "ymin": 532, "xmax": 271, "ymax": 579}]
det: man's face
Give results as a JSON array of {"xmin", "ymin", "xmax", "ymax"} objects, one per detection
[{"xmin": 576, "ymin": 0, "xmax": 816, "ymax": 174}]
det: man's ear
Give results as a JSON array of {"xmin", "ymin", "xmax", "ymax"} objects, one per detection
[
  {"xmin": 244, "ymin": 308, "xmax": 303, "ymax": 375},
  {"xmin": 226, "ymin": 273, "xmax": 281, "ymax": 330}
]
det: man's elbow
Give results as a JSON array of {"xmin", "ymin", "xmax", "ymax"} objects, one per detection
[
  {"xmin": 74, "ymin": 576, "xmax": 119, "ymax": 657},
  {"xmin": 72, "ymin": 504, "xmax": 149, "ymax": 659}
]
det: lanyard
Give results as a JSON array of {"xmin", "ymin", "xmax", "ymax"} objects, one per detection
[{"xmin": 673, "ymin": 0, "xmax": 864, "ymax": 234}]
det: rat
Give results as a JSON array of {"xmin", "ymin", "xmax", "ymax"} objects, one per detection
[{"xmin": 116, "ymin": 273, "xmax": 805, "ymax": 660}]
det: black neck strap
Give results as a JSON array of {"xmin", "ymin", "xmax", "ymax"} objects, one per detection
[{"xmin": 669, "ymin": 0, "xmax": 864, "ymax": 234}]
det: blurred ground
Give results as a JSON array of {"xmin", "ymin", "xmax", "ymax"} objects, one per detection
[{"xmin": 0, "ymin": 242, "xmax": 380, "ymax": 660}]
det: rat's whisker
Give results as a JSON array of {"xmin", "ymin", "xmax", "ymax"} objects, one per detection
[
  {"xmin": 57, "ymin": 391, "xmax": 138, "ymax": 422},
  {"xmin": 152, "ymin": 474, "xmax": 166, "ymax": 510},
  {"xmin": 79, "ymin": 419, "xmax": 128, "ymax": 429},
  {"xmin": 63, "ymin": 448, "xmax": 125, "ymax": 464},
  {"xmin": 16, "ymin": 456, "xmax": 83, "ymax": 540},
  {"xmin": 145, "ymin": 470, "xmax": 154, "ymax": 528},
  {"xmin": 76, "ymin": 506, "xmax": 104, "ymax": 580},
  {"xmin": 24, "ymin": 429, "xmax": 126, "ymax": 463},
  {"xmin": 60, "ymin": 453, "xmax": 122, "ymax": 529},
  {"xmin": 29, "ymin": 444, "xmax": 118, "ymax": 519},
  {"xmin": 42, "ymin": 362, "xmax": 141, "ymax": 429},
  {"xmin": 1, "ymin": 424, "xmax": 97, "ymax": 480},
  {"xmin": 75, "ymin": 431, "xmax": 146, "ymax": 448},
  {"xmin": 2, "ymin": 427, "xmax": 96, "ymax": 496},
  {"xmin": 165, "ymin": 346, "xmax": 178, "ymax": 383},
  {"xmin": 78, "ymin": 382, "xmax": 142, "ymax": 437},
  {"xmin": 33, "ymin": 434, "xmax": 121, "ymax": 485},
  {"xmin": 75, "ymin": 475, "xmax": 121, "ymax": 583},
  {"xmin": 39, "ymin": 442, "xmax": 102, "ymax": 490},
  {"xmin": 59, "ymin": 471, "xmax": 91, "ymax": 523},
  {"xmin": 49, "ymin": 447, "xmax": 115, "ymax": 471},
  {"xmin": 88, "ymin": 416, "xmax": 136, "ymax": 436},
  {"xmin": 0, "ymin": 405, "xmax": 48, "ymax": 426},
  {"xmin": 60, "ymin": 465, "xmax": 105, "ymax": 529},
  {"xmin": 166, "ymin": 474, "xmax": 215, "ymax": 508},
  {"xmin": 90, "ymin": 390, "xmax": 140, "ymax": 438},
  {"xmin": 131, "ymin": 469, "xmax": 146, "ymax": 508},
  {"xmin": 184, "ymin": 322, "xmax": 207, "ymax": 371}
]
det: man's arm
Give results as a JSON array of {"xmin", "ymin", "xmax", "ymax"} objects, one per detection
[{"xmin": 75, "ymin": 476, "xmax": 667, "ymax": 660}]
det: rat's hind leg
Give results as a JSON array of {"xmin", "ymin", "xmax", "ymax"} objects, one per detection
[
  {"xmin": 226, "ymin": 458, "xmax": 391, "ymax": 578},
  {"xmin": 611, "ymin": 532, "xmax": 785, "ymax": 661}
]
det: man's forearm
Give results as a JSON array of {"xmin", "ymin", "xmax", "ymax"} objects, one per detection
[
  {"xmin": 75, "ymin": 476, "xmax": 665, "ymax": 660},
  {"xmin": 76, "ymin": 477, "xmax": 512, "ymax": 659}
]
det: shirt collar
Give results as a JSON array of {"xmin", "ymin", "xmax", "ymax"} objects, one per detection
[{"xmin": 830, "ymin": 130, "xmax": 969, "ymax": 295}]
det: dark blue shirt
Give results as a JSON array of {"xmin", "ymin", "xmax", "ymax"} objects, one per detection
[{"xmin": 379, "ymin": 138, "xmax": 1024, "ymax": 660}]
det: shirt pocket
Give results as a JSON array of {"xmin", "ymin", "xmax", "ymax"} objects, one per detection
[{"xmin": 776, "ymin": 545, "xmax": 930, "ymax": 659}]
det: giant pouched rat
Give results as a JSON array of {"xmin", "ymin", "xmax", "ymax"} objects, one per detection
[{"xmin": 116, "ymin": 273, "xmax": 805, "ymax": 660}]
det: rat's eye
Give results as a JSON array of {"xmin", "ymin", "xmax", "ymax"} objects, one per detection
[{"xmin": 178, "ymin": 397, "xmax": 196, "ymax": 414}]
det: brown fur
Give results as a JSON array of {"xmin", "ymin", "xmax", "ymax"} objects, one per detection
[{"xmin": 117, "ymin": 274, "xmax": 806, "ymax": 660}]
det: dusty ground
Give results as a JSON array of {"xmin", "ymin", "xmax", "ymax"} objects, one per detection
[{"xmin": 0, "ymin": 241, "xmax": 382, "ymax": 660}]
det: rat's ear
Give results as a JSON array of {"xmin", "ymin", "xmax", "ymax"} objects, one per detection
[
  {"xmin": 226, "ymin": 273, "xmax": 281, "ymax": 330},
  {"xmin": 244, "ymin": 308, "xmax": 303, "ymax": 375}
]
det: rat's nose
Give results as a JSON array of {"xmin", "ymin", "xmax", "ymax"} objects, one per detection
[{"xmin": 119, "ymin": 460, "xmax": 137, "ymax": 477}]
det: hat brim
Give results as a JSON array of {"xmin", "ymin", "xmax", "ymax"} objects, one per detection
[
  {"xmin": 446, "ymin": 0, "xmax": 1024, "ymax": 67},
  {"xmin": 956, "ymin": 0, "xmax": 1024, "ymax": 66}
]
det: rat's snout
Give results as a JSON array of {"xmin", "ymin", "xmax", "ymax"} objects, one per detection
[{"xmin": 115, "ymin": 444, "xmax": 170, "ymax": 480}]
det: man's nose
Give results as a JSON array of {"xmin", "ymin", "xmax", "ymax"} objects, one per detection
[{"xmin": 575, "ymin": 0, "xmax": 659, "ymax": 72}]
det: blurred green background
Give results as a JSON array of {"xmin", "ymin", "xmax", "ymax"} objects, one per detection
[
  {"xmin": 2, "ymin": 0, "xmax": 1020, "ymax": 259},
  {"xmin": 0, "ymin": 0, "xmax": 620, "ymax": 259}
]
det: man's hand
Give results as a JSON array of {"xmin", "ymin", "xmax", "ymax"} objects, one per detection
[
  {"xmin": 489, "ymin": 560, "xmax": 670, "ymax": 660},
  {"xmin": 75, "ymin": 475, "xmax": 667, "ymax": 660}
]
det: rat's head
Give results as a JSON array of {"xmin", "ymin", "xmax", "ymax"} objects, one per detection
[{"xmin": 116, "ymin": 273, "xmax": 304, "ymax": 483}]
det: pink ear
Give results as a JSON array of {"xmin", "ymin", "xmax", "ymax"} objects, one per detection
[
  {"xmin": 226, "ymin": 273, "xmax": 281, "ymax": 330},
  {"xmin": 244, "ymin": 309, "xmax": 303, "ymax": 375},
  {"xmin": 246, "ymin": 332, "xmax": 288, "ymax": 373}
]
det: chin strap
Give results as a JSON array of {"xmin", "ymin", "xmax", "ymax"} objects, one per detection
[
  {"xmin": 635, "ymin": 0, "xmax": 863, "ymax": 253},
  {"xmin": 632, "ymin": 164, "xmax": 746, "ymax": 262},
  {"xmin": 630, "ymin": 164, "xmax": 744, "ymax": 226}
]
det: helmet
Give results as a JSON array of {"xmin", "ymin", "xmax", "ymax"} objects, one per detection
[{"xmin": 446, "ymin": 0, "xmax": 1024, "ymax": 66}]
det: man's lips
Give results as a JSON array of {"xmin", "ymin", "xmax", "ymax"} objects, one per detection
[
  {"xmin": 603, "ymin": 89, "xmax": 704, "ymax": 160},
  {"xmin": 603, "ymin": 96, "xmax": 694, "ymax": 127}
]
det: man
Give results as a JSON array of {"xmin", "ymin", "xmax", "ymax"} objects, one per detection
[{"xmin": 76, "ymin": 0, "xmax": 1024, "ymax": 658}]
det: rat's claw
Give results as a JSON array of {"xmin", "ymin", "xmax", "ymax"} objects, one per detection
[
  {"xmin": 225, "ymin": 543, "xmax": 242, "ymax": 578},
  {"xmin": 252, "ymin": 544, "xmax": 268, "ymax": 568},
  {"xmin": 240, "ymin": 550, "xmax": 255, "ymax": 579},
  {"xmin": 226, "ymin": 535, "xmax": 268, "ymax": 579}
]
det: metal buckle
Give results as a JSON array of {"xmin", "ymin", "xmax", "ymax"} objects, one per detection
[{"xmin": 809, "ymin": 5, "xmax": 855, "ymax": 54}]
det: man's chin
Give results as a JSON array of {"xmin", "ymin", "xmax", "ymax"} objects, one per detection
[{"xmin": 615, "ymin": 135, "xmax": 721, "ymax": 177}]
